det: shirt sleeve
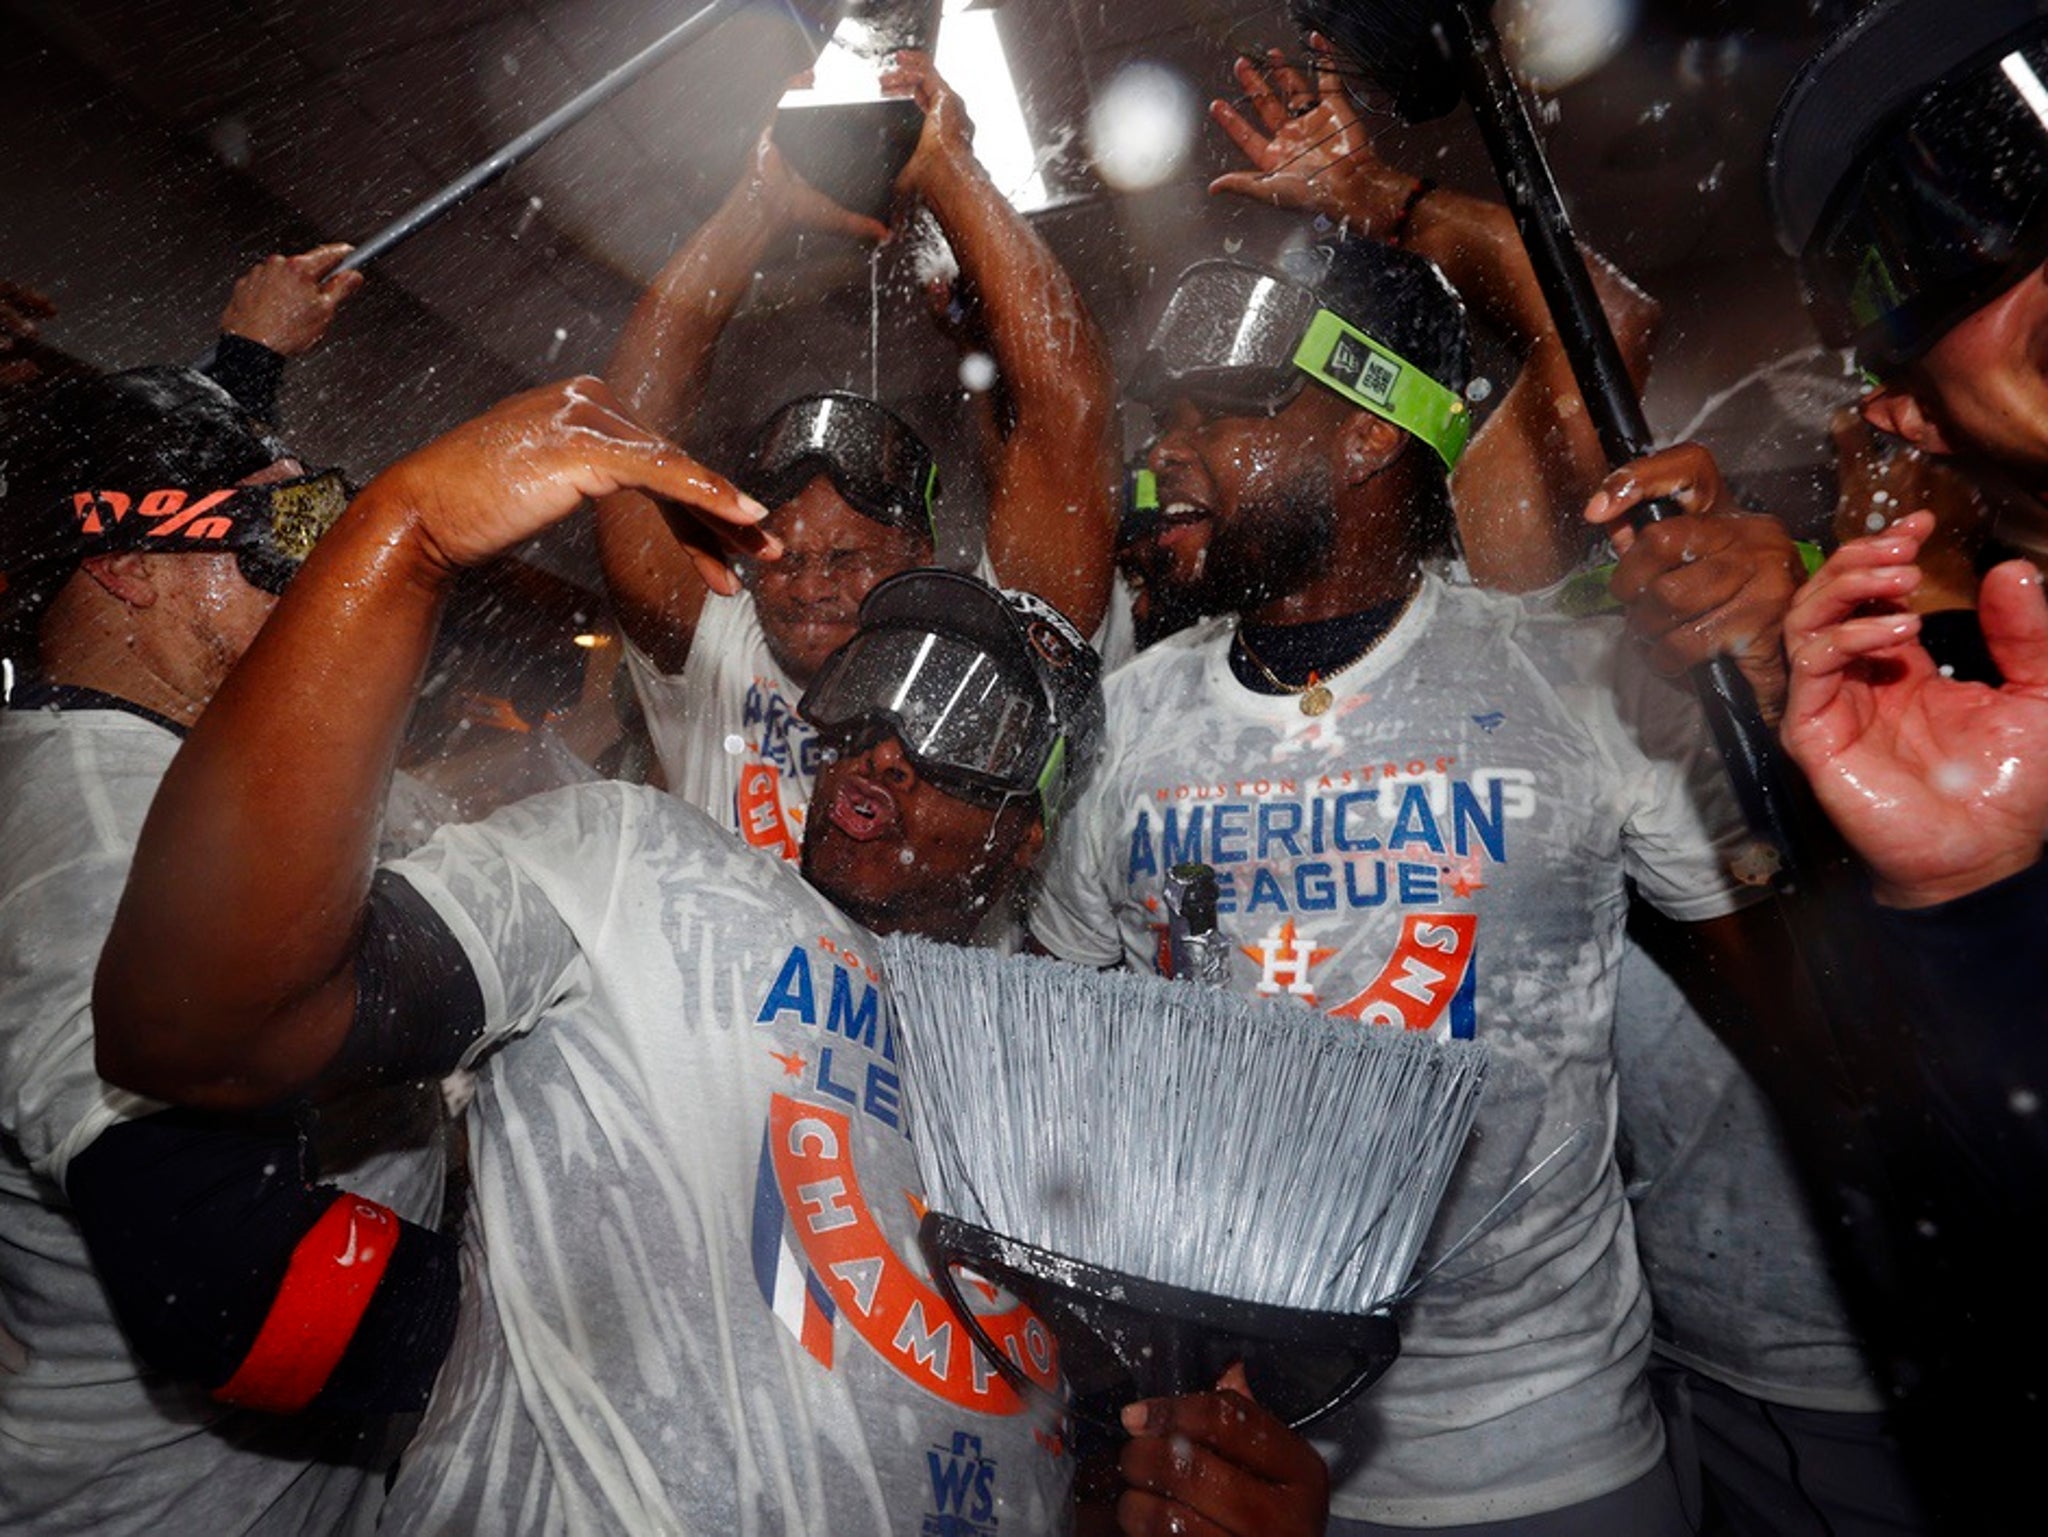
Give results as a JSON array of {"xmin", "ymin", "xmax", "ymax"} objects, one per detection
[
  {"xmin": 1868, "ymin": 857, "xmax": 2048, "ymax": 1206},
  {"xmin": 377, "ymin": 783, "xmax": 633, "ymax": 1062},
  {"xmin": 201, "ymin": 333, "xmax": 288, "ymax": 424},
  {"xmin": 0, "ymin": 845, "xmax": 160, "ymax": 1186},
  {"xmin": 1025, "ymin": 725, "xmax": 1129, "ymax": 969},
  {"xmin": 1579, "ymin": 625, "xmax": 1763, "ymax": 923}
]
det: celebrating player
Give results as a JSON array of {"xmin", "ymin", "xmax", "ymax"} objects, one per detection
[
  {"xmin": 596, "ymin": 54, "xmax": 1116, "ymax": 861},
  {"xmin": 87, "ymin": 377, "xmax": 1326, "ymax": 1536},
  {"xmin": 1031, "ymin": 235, "xmax": 1788, "ymax": 1536}
]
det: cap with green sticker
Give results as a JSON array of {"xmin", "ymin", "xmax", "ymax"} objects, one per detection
[{"xmin": 1293, "ymin": 310, "xmax": 1472, "ymax": 470}]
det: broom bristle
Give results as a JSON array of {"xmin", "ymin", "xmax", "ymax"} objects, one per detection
[{"xmin": 882, "ymin": 936, "xmax": 1488, "ymax": 1316}]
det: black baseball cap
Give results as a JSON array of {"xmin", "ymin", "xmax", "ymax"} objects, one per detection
[
  {"xmin": 1768, "ymin": 0, "xmax": 2048, "ymax": 370},
  {"xmin": 801, "ymin": 568, "xmax": 1104, "ymax": 823},
  {"xmin": 2, "ymin": 366, "xmax": 317, "ymax": 627}
]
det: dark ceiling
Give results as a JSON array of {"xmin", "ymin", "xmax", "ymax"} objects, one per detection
[{"xmin": 0, "ymin": 0, "xmax": 1857, "ymax": 585}]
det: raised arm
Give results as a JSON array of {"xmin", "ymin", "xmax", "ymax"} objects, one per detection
[
  {"xmin": 1212, "ymin": 38, "xmax": 1659, "ymax": 590},
  {"xmin": 596, "ymin": 138, "xmax": 887, "ymax": 671},
  {"xmin": 207, "ymin": 244, "xmax": 366, "ymax": 423},
  {"xmin": 1580, "ymin": 442, "xmax": 1807, "ymax": 725},
  {"xmin": 94, "ymin": 379, "xmax": 772, "ymax": 1109},
  {"xmin": 217, "ymin": 244, "xmax": 364, "ymax": 359},
  {"xmin": 885, "ymin": 52, "xmax": 1117, "ymax": 634}
]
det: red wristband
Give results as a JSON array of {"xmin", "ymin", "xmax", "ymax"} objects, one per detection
[{"xmin": 214, "ymin": 1194, "xmax": 398, "ymax": 1413}]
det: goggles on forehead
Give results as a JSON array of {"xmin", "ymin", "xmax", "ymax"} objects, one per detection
[
  {"xmin": 1129, "ymin": 263, "xmax": 1471, "ymax": 469},
  {"xmin": 800, "ymin": 625, "xmax": 1070, "ymax": 819},
  {"xmin": 1804, "ymin": 36, "xmax": 2048, "ymax": 371},
  {"xmin": 68, "ymin": 468, "xmax": 351, "ymax": 595},
  {"xmin": 743, "ymin": 393, "xmax": 939, "ymax": 539}
]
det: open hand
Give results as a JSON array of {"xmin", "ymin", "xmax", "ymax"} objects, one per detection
[
  {"xmin": 1116, "ymin": 1365, "xmax": 1329, "ymax": 1536},
  {"xmin": 1782, "ymin": 511, "xmax": 2048, "ymax": 906},
  {"xmin": 1585, "ymin": 441, "xmax": 1805, "ymax": 720},
  {"xmin": 361, "ymin": 376, "xmax": 777, "ymax": 588},
  {"xmin": 218, "ymin": 244, "xmax": 364, "ymax": 356},
  {"xmin": 1209, "ymin": 36, "xmax": 1394, "ymax": 228},
  {"xmin": 0, "ymin": 278, "xmax": 57, "ymax": 386}
]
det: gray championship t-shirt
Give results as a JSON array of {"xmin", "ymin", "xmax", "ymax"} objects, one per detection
[
  {"xmin": 380, "ymin": 783, "xmax": 1067, "ymax": 1536},
  {"xmin": 1030, "ymin": 575, "xmax": 1757, "ymax": 1527}
]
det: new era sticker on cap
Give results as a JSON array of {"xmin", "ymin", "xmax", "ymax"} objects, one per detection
[
  {"xmin": 1293, "ymin": 310, "xmax": 1470, "ymax": 469},
  {"xmin": 1325, "ymin": 334, "xmax": 1404, "ymax": 409}
]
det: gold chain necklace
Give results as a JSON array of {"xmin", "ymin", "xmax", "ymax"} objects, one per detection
[{"xmin": 1234, "ymin": 588, "xmax": 1419, "ymax": 717}]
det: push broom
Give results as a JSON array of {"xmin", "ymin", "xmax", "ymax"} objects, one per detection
[{"xmin": 882, "ymin": 934, "xmax": 1489, "ymax": 1433}]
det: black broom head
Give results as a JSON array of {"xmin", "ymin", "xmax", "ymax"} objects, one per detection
[
  {"xmin": 920, "ymin": 1212, "xmax": 1402, "ymax": 1434},
  {"xmin": 1292, "ymin": 0, "xmax": 1467, "ymax": 124}
]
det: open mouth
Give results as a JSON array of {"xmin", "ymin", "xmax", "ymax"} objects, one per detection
[
  {"xmin": 1155, "ymin": 499, "xmax": 1211, "ymax": 553},
  {"xmin": 826, "ymin": 772, "xmax": 901, "ymax": 843}
]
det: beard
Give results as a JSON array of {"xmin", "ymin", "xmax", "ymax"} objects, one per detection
[{"xmin": 1190, "ymin": 456, "xmax": 1337, "ymax": 616}]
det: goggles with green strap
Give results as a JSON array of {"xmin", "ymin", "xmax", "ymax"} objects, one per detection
[{"xmin": 1128, "ymin": 261, "xmax": 1471, "ymax": 470}]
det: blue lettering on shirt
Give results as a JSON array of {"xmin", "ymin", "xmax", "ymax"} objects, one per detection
[
  {"xmin": 756, "ymin": 946, "xmax": 900, "ymax": 1131},
  {"xmin": 1123, "ymin": 774, "xmax": 1513, "ymax": 914},
  {"xmin": 743, "ymin": 682, "xmax": 821, "ymax": 779}
]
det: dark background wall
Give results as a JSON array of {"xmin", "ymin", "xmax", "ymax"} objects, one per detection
[{"xmin": 0, "ymin": 0, "xmax": 1863, "ymax": 598}]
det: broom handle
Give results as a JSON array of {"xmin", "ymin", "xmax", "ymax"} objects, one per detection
[
  {"xmin": 333, "ymin": 0, "xmax": 815, "ymax": 275},
  {"xmin": 1445, "ymin": 2, "xmax": 1802, "ymax": 882},
  {"xmin": 1435, "ymin": 6, "xmax": 1945, "ymax": 1410}
]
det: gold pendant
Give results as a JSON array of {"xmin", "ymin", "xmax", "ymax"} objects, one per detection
[{"xmin": 1299, "ymin": 682, "xmax": 1333, "ymax": 716}]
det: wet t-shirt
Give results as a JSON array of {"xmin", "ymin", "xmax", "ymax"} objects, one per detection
[
  {"xmin": 379, "ymin": 783, "xmax": 1067, "ymax": 1535},
  {"xmin": 626, "ymin": 589, "xmax": 821, "ymax": 863},
  {"xmin": 1030, "ymin": 575, "xmax": 1758, "ymax": 1527}
]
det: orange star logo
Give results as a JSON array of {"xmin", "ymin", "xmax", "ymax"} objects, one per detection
[
  {"xmin": 769, "ymin": 1049, "xmax": 808, "ymax": 1080},
  {"xmin": 1240, "ymin": 918, "xmax": 1338, "ymax": 1004}
]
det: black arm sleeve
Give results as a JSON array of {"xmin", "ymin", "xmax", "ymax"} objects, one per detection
[
  {"xmin": 200, "ymin": 333, "xmax": 287, "ymax": 424},
  {"xmin": 67, "ymin": 1107, "xmax": 459, "ymax": 1413},
  {"xmin": 312, "ymin": 868, "xmax": 489, "ymax": 1096}
]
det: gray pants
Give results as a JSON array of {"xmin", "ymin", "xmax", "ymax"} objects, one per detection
[{"xmin": 1327, "ymin": 1460, "xmax": 1691, "ymax": 1537}]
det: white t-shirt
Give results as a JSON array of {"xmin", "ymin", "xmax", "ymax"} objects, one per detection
[
  {"xmin": 627, "ymin": 559, "xmax": 1131, "ymax": 862},
  {"xmin": 1029, "ymin": 575, "xmax": 1758, "ymax": 1528},
  {"xmin": 625, "ymin": 586, "xmax": 823, "ymax": 863},
  {"xmin": 0, "ymin": 697, "xmax": 446, "ymax": 1536},
  {"xmin": 1615, "ymin": 937, "xmax": 1883, "ymax": 1411},
  {"xmin": 379, "ymin": 782, "xmax": 1068, "ymax": 1536}
]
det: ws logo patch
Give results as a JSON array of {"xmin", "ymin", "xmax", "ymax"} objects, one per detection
[{"xmin": 924, "ymin": 1431, "xmax": 1000, "ymax": 1536}]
